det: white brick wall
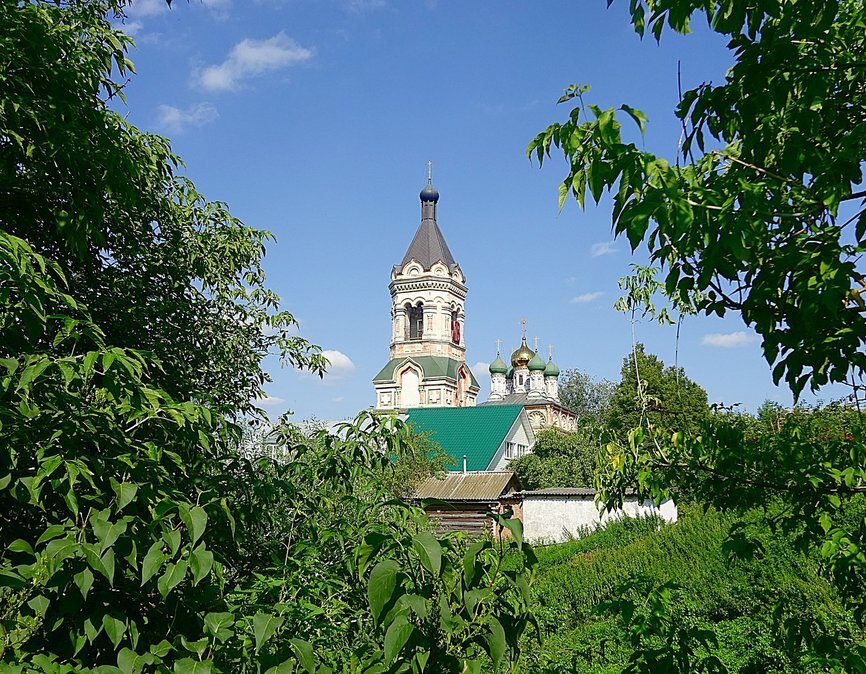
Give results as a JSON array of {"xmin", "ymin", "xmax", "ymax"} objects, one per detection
[{"xmin": 522, "ymin": 494, "xmax": 677, "ymax": 543}]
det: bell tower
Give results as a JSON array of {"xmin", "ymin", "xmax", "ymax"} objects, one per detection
[{"xmin": 373, "ymin": 165, "xmax": 479, "ymax": 410}]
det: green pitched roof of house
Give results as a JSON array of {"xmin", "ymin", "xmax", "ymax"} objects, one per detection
[
  {"xmin": 405, "ymin": 405, "xmax": 524, "ymax": 471},
  {"xmin": 373, "ymin": 356, "xmax": 480, "ymax": 389}
]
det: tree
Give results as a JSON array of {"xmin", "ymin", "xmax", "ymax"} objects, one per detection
[
  {"xmin": 531, "ymin": 0, "xmax": 866, "ymax": 667},
  {"xmin": 510, "ymin": 426, "xmax": 599, "ymax": 490},
  {"xmin": 0, "ymin": 2, "xmax": 537, "ymax": 671},
  {"xmin": 529, "ymin": 0, "xmax": 866, "ymax": 399},
  {"xmin": 558, "ymin": 368, "xmax": 615, "ymax": 423},
  {"xmin": 606, "ymin": 343, "xmax": 709, "ymax": 437},
  {"xmin": 380, "ymin": 427, "xmax": 453, "ymax": 498}
]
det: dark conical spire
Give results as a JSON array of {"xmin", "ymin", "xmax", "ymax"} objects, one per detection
[{"xmin": 400, "ymin": 162, "xmax": 457, "ymax": 270}]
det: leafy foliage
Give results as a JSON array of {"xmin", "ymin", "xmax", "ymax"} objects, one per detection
[
  {"xmin": 510, "ymin": 427, "xmax": 599, "ymax": 490},
  {"xmin": 522, "ymin": 505, "xmax": 855, "ymax": 673},
  {"xmin": 529, "ymin": 0, "xmax": 866, "ymax": 397},
  {"xmin": 606, "ymin": 343, "xmax": 709, "ymax": 437},
  {"xmin": 0, "ymin": 1, "xmax": 537, "ymax": 672},
  {"xmin": 532, "ymin": 0, "xmax": 866, "ymax": 667},
  {"xmin": 558, "ymin": 369, "xmax": 615, "ymax": 424}
]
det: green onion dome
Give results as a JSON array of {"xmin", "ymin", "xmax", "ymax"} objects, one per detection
[
  {"xmin": 506, "ymin": 367, "xmax": 514, "ymax": 380},
  {"xmin": 528, "ymin": 351, "xmax": 547, "ymax": 371},
  {"xmin": 489, "ymin": 355, "xmax": 508, "ymax": 375},
  {"xmin": 544, "ymin": 359, "xmax": 560, "ymax": 378}
]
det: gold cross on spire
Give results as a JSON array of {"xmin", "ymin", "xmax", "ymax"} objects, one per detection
[
  {"xmin": 534, "ymin": 336, "xmax": 540, "ymax": 351},
  {"xmin": 548, "ymin": 344, "xmax": 554, "ymax": 359},
  {"xmin": 495, "ymin": 338, "xmax": 502, "ymax": 354},
  {"xmin": 520, "ymin": 319, "xmax": 527, "ymax": 339},
  {"xmin": 426, "ymin": 160, "xmax": 433, "ymax": 183}
]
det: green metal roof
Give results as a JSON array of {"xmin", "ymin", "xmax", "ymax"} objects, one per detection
[
  {"xmin": 373, "ymin": 356, "xmax": 480, "ymax": 389},
  {"xmin": 405, "ymin": 405, "xmax": 523, "ymax": 471}
]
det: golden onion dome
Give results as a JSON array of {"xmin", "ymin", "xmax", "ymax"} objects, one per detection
[{"xmin": 510, "ymin": 337, "xmax": 534, "ymax": 368}]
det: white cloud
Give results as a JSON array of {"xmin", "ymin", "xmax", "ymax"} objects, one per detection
[
  {"xmin": 322, "ymin": 350, "xmax": 355, "ymax": 378},
  {"xmin": 255, "ymin": 395, "xmax": 285, "ymax": 407},
  {"xmin": 702, "ymin": 331, "xmax": 759, "ymax": 348},
  {"xmin": 156, "ymin": 102, "xmax": 218, "ymax": 133},
  {"xmin": 199, "ymin": 32, "xmax": 313, "ymax": 92},
  {"xmin": 591, "ymin": 241, "xmax": 618, "ymax": 257},
  {"xmin": 471, "ymin": 361, "xmax": 490, "ymax": 379},
  {"xmin": 128, "ymin": 0, "xmax": 167, "ymax": 17},
  {"xmin": 117, "ymin": 20, "xmax": 144, "ymax": 36},
  {"xmin": 571, "ymin": 292, "xmax": 604, "ymax": 304}
]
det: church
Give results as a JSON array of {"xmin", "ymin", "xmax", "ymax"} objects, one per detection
[{"xmin": 373, "ymin": 170, "xmax": 576, "ymax": 436}]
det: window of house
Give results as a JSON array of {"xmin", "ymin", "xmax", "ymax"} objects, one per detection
[{"xmin": 505, "ymin": 442, "xmax": 528, "ymax": 460}]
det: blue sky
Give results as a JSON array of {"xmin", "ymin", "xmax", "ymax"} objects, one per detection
[{"xmin": 117, "ymin": 0, "xmax": 844, "ymax": 421}]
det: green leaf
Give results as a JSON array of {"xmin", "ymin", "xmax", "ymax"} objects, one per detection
[
  {"xmin": 74, "ymin": 568, "xmax": 94, "ymax": 600},
  {"xmin": 190, "ymin": 544, "xmax": 213, "ymax": 585},
  {"xmin": 619, "ymin": 104, "xmax": 648, "ymax": 134},
  {"xmin": 150, "ymin": 640, "xmax": 173, "ymax": 658},
  {"xmin": 290, "ymin": 638, "xmax": 315, "ymax": 674},
  {"xmin": 181, "ymin": 636, "xmax": 209, "ymax": 657},
  {"xmin": 157, "ymin": 560, "xmax": 188, "ymax": 598},
  {"xmin": 111, "ymin": 479, "xmax": 138, "ymax": 511},
  {"xmin": 253, "ymin": 611, "xmax": 284, "ymax": 653},
  {"xmin": 173, "ymin": 659, "xmax": 213, "ymax": 674},
  {"xmin": 485, "ymin": 616, "xmax": 507, "ymax": 669},
  {"xmin": 93, "ymin": 517, "xmax": 127, "ymax": 552},
  {"xmin": 412, "ymin": 531, "xmax": 442, "ymax": 577},
  {"xmin": 367, "ymin": 560, "xmax": 400, "ymax": 624},
  {"xmin": 182, "ymin": 506, "xmax": 207, "ymax": 546},
  {"xmin": 383, "ymin": 616, "xmax": 414, "ymax": 664},
  {"xmin": 204, "ymin": 612, "xmax": 234, "ymax": 642},
  {"xmin": 463, "ymin": 541, "xmax": 488, "ymax": 585},
  {"xmin": 501, "ymin": 517, "xmax": 524, "ymax": 547},
  {"xmin": 103, "ymin": 615, "xmax": 127, "ymax": 649},
  {"xmin": 141, "ymin": 541, "xmax": 165, "ymax": 586},
  {"xmin": 8, "ymin": 539, "xmax": 34, "ymax": 555},
  {"xmin": 27, "ymin": 595, "xmax": 50, "ymax": 616}
]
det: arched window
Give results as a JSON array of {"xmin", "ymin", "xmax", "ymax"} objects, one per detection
[
  {"xmin": 400, "ymin": 367, "xmax": 420, "ymax": 407},
  {"xmin": 407, "ymin": 303, "xmax": 423, "ymax": 340},
  {"xmin": 450, "ymin": 310, "xmax": 461, "ymax": 344}
]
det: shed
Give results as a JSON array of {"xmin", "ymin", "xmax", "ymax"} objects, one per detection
[
  {"xmin": 412, "ymin": 471, "xmax": 523, "ymax": 536},
  {"xmin": 519, "ymin": 487, "xmax": 678, "ymax": 543}
]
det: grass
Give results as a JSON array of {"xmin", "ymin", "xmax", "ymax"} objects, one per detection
[{"xmin": 517, "ymin": 503, "xmax": 853, "ymax": 673}]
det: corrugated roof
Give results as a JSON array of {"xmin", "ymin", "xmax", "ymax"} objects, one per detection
[
  {"xmin": 413, "ymin": 471, "xmax": 521, "ymax": 501},
  {"xmin": 405, "ymin": 405, "xmax": 524, "ymax": 471},
  {"xmin": 400, "ymin": 216, "xmax": 456, "ymax": 270},
  {"xmin": 518, "ymin": 487, "xmax": 597, "ymax": 497},
  {"xmin": 518, "ymin": 487, "xmax": 637, "ymax": 497},
  {"xmin": 373, "ymin": 356, "xmax": 480, "ymax": 389}
]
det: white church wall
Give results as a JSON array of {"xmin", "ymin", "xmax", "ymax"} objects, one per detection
[{"xmin": 522, "ymin": 493, "xmax": 678, "ymax": 544}]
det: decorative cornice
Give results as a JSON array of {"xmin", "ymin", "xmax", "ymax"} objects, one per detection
[{"xmin": 389, "ymin": 275, "xmax": 467, "ymax": 297}]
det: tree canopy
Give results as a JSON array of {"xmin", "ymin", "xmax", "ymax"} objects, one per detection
[
  {"xmin": 558, "ymin": 368, "xmax": 615, "ymax": 423},
  {"xmin": 606, "ymin": 343, "xmax": 709, "ymax": 437},
  {"xmin": 0, "ymin": 2, "xmax": 535, "ymax": 671},
  {"xmin": 530, "ymin": 0, "xmax": 866, "ymax": 398},
  {"xmin": 532, "ymin": 0, "xmax": 866, "ymax": 669},
  {"xmin": 510, "ymin": 426, "xmax": 600, "ymax": 490}
]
